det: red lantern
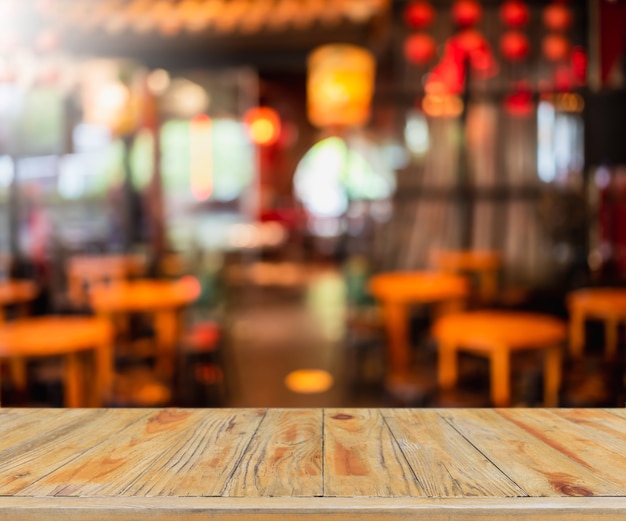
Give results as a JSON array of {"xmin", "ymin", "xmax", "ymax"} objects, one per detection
[
  {"xmin": 500, "ymin": 31, "xmax": 530, "ymax": 61},
  {"xmin": 404, "ymin": 33, "xmax": 437, "ymax": 65},
  {"xmin": 542, "ymin": 4, "xmax": 573, "ymax": 32},
  {"xmin": 504, "ymin": 90, "xmax": 534, "ymax": 117},
  {"xmin": 542, "ymin": 34, "xmax": 571, "ymax": 61},
  {"xmin": 404, "ymin": 1, "xmax": 435, "ymax": 29},
  {"xmin": 500, "ymin": 1, "xmax": 530, "ymax": 28},
  {"xmin": 451, "ymin": 0, "xmax": 483, "ymax": 28},
  {"xmin": 454, "ymin": 28, "xmax": 486, "ymax": 55}
]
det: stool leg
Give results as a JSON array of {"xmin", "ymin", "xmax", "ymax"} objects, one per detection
[
  {"xmin": 569, "ymin": 309, "xmax": 585, "ymax": 358},
  {"xmin": 381, "ymin": 302, "xmax": 411, "ymax": 380},
  {"xmin": 605, "ymin": 317, "xmax": 619, "ymax": 360},
  {"xmin": 544, "ymin": 345, "xmax": 562, "ymax": 407},
  {"xmin": 490, "ymin": 348, "xmax": 511, "ymax": 407},
  {"xmin": 154, "ymin": 310, "xmax": 179, "ymax": 381},
  {"xmin": 9, "ymin": 359, "xmax": 28, "ymax": 404},
  {"xmin": 438, "ymin": 341, "xmax": 458, "ymax": 389},
  {"xmin": 65, "ymin": 352, "xmax": 82, "ymax": 408}
]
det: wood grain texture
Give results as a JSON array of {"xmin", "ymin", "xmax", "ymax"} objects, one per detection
[
  {"xmin": 497, "ymin": 409, "xmax": 626, "ymax": 491},
  {"xmin": 223, "ymin": 409, "xmax": 322, "ymax": 497},
  {"xmin": 120, "ymin": 408, "xmax": 266, "ymax": 497},
  {"xmin": 16, "ymin": 409, "xmax": 262, "ymax": 497},
  {"xmin": 440, "ymin": 409, "xmax": 626, "ymax": 497},
  {"xmin": 0, "ymin": 409, "xmax": 146, "ymax": 496},
  {"xmin": 382, "ymin": 409, "xmax": 526, "ymax": 497},
  {"xmin": 0, "ymin": 408, "xmax": 625, "ymax": 520},
  {"xmin": 323, "ymin": 409, "xmax": 423, "ymax": 497}
]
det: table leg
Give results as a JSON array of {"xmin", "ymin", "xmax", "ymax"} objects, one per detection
[
  {"xmin": 64, "ymin": 352, "xmax": 83, "ymax": 408},
  {"xmin": 490, "ymin": 347, "xmax": 511, "ymax": 407},
  {"xmin": 9, "ymin": 359, "xmax": 27, "ymax": 403},
  {"xmin": 95, "ymin": 314, "xmax": 115, "ymax": 407},
  {"xmin": 154, "ymin": 309, "xmax": 179, "ymax": 380},
  {"xmin": 569, "ymin": 309, "xmax": 585, "ymax": 358},
  {"xmin": 438, "ymin": 341, "xmax": 458, "ymax": 389},
  {"xmin": 544, "ymin": 345, "xmax": 562, "ymax": 407},
  {"xmin": 605, "ymin": 317, "xmax": 619, "ymax": 360},
  {"xmin": 380, "ymin": 301, "xmax": 411, "ymax": 380}
]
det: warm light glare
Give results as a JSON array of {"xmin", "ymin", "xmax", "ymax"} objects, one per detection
[
  {"xmin": 307, "ymin": 44, "xmax": 375, "ymax": 128},
  {"xmin": 285, "ymin": 369, "xmax": 334, "ymax": 394},
  {"xmin": 244, "ymin": 107, "xmax": 281, "ymax": 146},
  {"xmin": 190, "ymin": 114, "xmax": 213, "ymax": 201},
  {"xmin": 147, "ymin": 68, "xmax": 171, "ymax": 95},
  {"xmin": 422, "ymin": 94, "xmax": 464, "ymax": 118}
]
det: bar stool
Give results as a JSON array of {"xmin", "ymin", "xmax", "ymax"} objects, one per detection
[
  {"xmin": 433, "ymin": 311, "xmax": 566, "ymax": 407},
  {"xmin": 567, "ymin": 288, "xmax": 626, "ymax": 360}
]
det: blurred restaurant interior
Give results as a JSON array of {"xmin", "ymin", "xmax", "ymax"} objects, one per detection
[{"xmin": 0, "ymin": 0, "xmax": 626, "ymax": 409}]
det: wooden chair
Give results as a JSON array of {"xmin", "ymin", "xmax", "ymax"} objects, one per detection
[{"xmin": 65, "ymin": 254, "xmax": 146, "ymax": 310}]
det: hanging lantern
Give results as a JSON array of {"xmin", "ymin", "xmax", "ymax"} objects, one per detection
[
  {"xmin": 500, "ymin": 1, "xmax": 529, "ymax": 28},
  {"xmin": 307, "ymin": 44, "xmax": 375, "ymax": 128},
  {"xmin": 542, "ymin": 4, "xmax": 573, "ymax": 32},
  {"xmin": 454, "ymin": 28, "xmax": 486, "ymax": 55},
  {"xmin": 542, "ymin": 34, "xmax": 571, "ymax": 62},
  {"xmin": 504, "ymin": 89, "xmax": 534, "ymax": 117},
  {"xmin": 404, "ymin": 1, "xmax": 435, "ymax": 29},
  {"xmin": 451, "ymin": 0, "xmax": 483, "ymax": 28},
  {"xmin": 404, "ymin": 33, "xmax": 437, "ymax": 65},
  {"xmin": 500, "ymin": 31, "xmax": 530, "ymax": 61},
  {"xmin": 244, "ymin": 107, "xmax": 282, "ymax": 146}
]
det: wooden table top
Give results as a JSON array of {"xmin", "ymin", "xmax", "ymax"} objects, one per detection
[
  {"xmin": 369, "ymin": 271, "xmax": 468, "ymax": 303},
  {"xmin": 0, "ymin": 316, "xmax": 111, "ymax": 358},
  {"xmin": 432, "ymin": 311, "xmax": 567, "ymax": 350},
  {"xmin": 89, "ymin": 278, "xmax": 201, "ymax": 313},
  {"xmin": 0, "ymin": 408, "xmax": 625, "ymax": 520},
  {"xmin": 568, "ymin": 287, "xmax": 626, "ymax": 314},
  {"xmin": 0, "ymin": 280, "xmax": 37, "ymax": 307}
]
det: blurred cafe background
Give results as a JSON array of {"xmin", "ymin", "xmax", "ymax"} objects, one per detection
[{"xmin": 0, "ymin": 0, "xmax": 625, "ymax": 409}]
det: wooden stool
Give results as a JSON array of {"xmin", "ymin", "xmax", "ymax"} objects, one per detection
[
  {"xmin": 0, "ymin": 317, "xmax": 112, "ymax": 407},
  {"xmin": 369, "ymin": 271, "xmax": 468, "ymax": 391},
  {"xmin": 429, "ymin": 250, "xmax": 501, "ymax": 303},
  {"xmin": 567, "ymin": 288, "xmax": 626, "ymax": 360},
  {"xmin": 433, "ymin": 311, "xmax": 566, "ymax": 407}
]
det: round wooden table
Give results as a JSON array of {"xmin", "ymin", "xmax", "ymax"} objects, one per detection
[
  {"xmin": 432, "ymin": 311, "xmax": 566, "ymax": 407},
  {"xmin": 90, "ymin": 278, "xmax": 201, "ymax": 381},
  {"xmin": 369, "ymin": 271, "xmax": 469, "ymax": 386},
  {"xmin": 567, "ymin": 288, "xmax": 626, "ymax": 360},
  {"xmin": 0, "ymin": 280, "xmax": 38, "ymax": 322},
  {"xmin": 66, "ymin": 254, "xmax": 146, "ymax": 309},
  {"xmin": 0, "ymin": 316, "xmax": 112, "ymax": 407},
  {"xmin": 429, "ymin": 249, "xmax": 501, "ymax": 302}
]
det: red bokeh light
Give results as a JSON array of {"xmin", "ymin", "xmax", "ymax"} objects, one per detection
[
  {"xmin": 452, "ymin": 0, "xmax": 483, "ymax": 27},
  {"xmin": 500, "ymin": 1, "xmax": 530, "ymax": 28},
  {"xmin": 542, "ymin": 34, "xmax": 571, "ymax": 62},
  {"xmin": 404, "ymin": 1, "xmax": 435, "ymax": 29},
  {"xmin": 500, "ymin": 31, "xmax": 530, "ymax": 61},
  {"xmin": 404, "ymin": 33, "xmax": 437, "ymax": 65},
  {"xmin": 542, "ymin": 4, "xmax": 573, "ymax": 32}
]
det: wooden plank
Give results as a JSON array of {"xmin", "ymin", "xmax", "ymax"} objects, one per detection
[
  {"xmin": 0, "ymin": 409, "xmax": 94, "ymax": 448},
  {"xmin": 497, "ymin": 409, "xmax": 626, "ymax": 491},
  {"xmin": 323, "ymin": 409, "xmax": 423, "ymax": 497},
  {"xmin": 120, "ymin": 409, "xmax": 266, "ymax": 497},
  {"xmin": 607, "ymin": 409, "xmax": 626, "ymax": 420},
  {"xmin": 0, "ymin": 409, "xmax": 148, "ymax": 496},
  {"xmin": 223, "ymin": 409, "xmax": 322, "ymax": 497},
  {"xmin": 440, "ymin": 409, "xmax": 626, "ymax": 497},
  {"xmin": 17, "ymin": 409, "xmax": 265, "ymax": 498},
  {"xmin": 1, "ymin": 496, "xmax": 626, "ymax": 521},
  {"xmin": 382, "ymin": 409, "xmax": 525, "ymax": 497}
]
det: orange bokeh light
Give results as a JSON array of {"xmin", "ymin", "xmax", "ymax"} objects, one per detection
[{"xmin": 244, "ymin": 107, "xmax": 281, "ymax": 146}]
